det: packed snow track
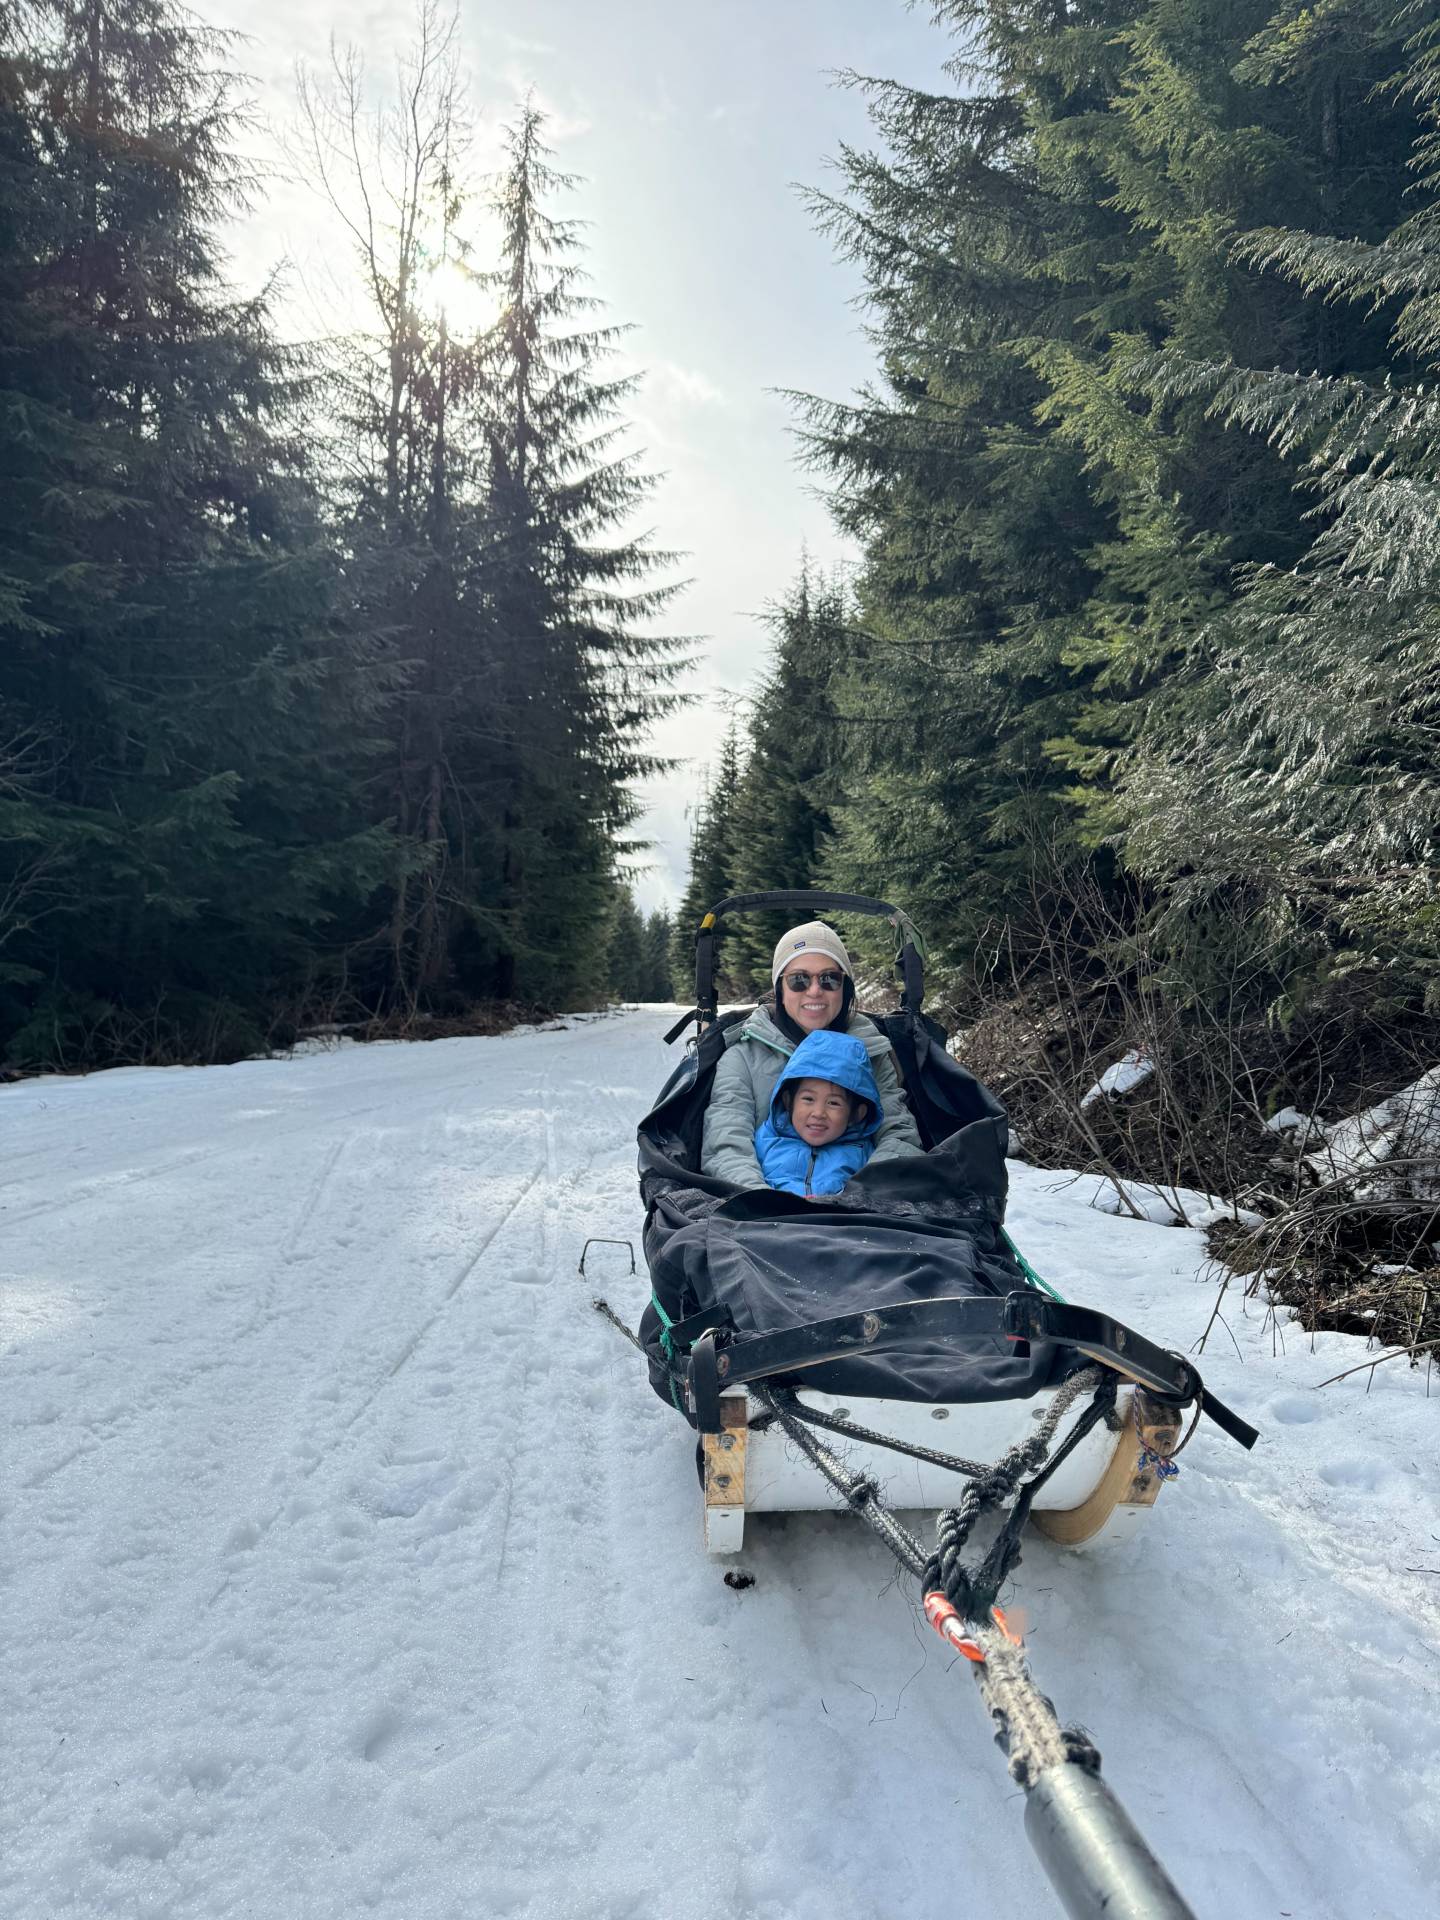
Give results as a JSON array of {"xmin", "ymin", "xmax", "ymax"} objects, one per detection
[{"xmin": 4, "ymin": 1010, "xmax": 1438, "ymax": 1918}]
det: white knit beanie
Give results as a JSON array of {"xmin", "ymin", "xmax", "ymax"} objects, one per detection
[{"xmin": 771, "ymin": 920, "xmax": 853, "ymax": 987}]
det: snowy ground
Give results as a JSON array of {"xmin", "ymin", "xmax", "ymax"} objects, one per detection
[{"xmin": 4, "ymin": 1008, "xmax": 1438, "ymax": 1920}]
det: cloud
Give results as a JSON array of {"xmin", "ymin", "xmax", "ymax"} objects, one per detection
[
  {"xmin": 492, "ymin": 71, "xmax": 592, "ymax": 144},
  {"xmin": 646, "ymin": 360, "xmax": 726, "ymax": 410}
]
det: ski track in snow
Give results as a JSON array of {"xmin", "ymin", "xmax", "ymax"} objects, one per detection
[{"xmin": 3, "ymin": 1011, "xmax": 1438, "ymax": 1919}]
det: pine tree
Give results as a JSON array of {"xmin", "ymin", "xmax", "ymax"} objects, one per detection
[
  {"xmin": 1112, "ymin": 16, "xmax": 1440, "ymax": 1010},
  {"xmin": 641, "ymin": 906, "xmax": 673, "ymax": 1000},
  {"xmin": 725, "ymin": 562, "xmax": 845, "ymax": 989},
  {"xmin": 474, "ymin": 104, "xmax": 686, "ymax": 1008},
  {"xmin": 670, "ymin": 722, "xmax": 742, "ymax": 999},
  {"xmin": 301, "ymin": 44, "xmax": 685, "ymax": 1015},
  {"xmin": 792, "ymin": 0, "xmax": 1421, "ymax": 992},
  {"xmin": 0, "ymin": 0, "xmax": 392, "ymax": 1067},
  {"xmin": 605, "ymin": 886, "xmax": 647, "ymax": 1000}
]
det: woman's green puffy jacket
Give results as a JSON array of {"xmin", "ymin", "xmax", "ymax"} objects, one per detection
[{"xmin": 700, "ymin": 1003, "xmax": 924, "ymax": 1189}]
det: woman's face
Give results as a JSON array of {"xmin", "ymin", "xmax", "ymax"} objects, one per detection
[{"xmin": 778, "ymin": 963, "xmax": 846, "ymax": 1034}]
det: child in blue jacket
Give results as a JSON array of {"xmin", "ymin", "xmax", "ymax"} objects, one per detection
[{"xmin": 753, "ymin": 1029, "xmax": 883, "ymax": 1197}]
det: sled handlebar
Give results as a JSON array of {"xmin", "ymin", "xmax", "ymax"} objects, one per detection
[{"xmin": 687, "ymin": 889, "xmax": 926, "ymax": 1033}]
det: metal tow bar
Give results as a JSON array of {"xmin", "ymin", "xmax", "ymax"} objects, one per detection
[{"xmin": 749, "ymin": 1384, "xmax": 1208, "ymax": 1920}]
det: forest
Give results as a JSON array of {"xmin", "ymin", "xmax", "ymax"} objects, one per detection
[
  {"xmin": 0, "ymin": 0, "xmax": 676, "ymax": 1073},
  {"xmin": 4, "ymin": 0, "xmax": 1439, "ymax": 1348},
  {"xmin": 674, "ymin": 0, "xmax": 1440, "ymax": 1354}
]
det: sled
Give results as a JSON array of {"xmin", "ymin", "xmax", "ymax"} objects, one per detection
[
  {"xmin": 636, "ymin": 889, "xmax": 1254, "ymax": 1557},
  {"xmin": 701, "ymin": 1381, "xmax": 1184, "ymax": 1554}
]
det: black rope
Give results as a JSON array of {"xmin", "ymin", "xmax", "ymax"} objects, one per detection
[
  {"xmin": 592, "ymin": 1297, "xmax": 1114, "ymax": 1786},
  {"xmin": 751, "ymin": 1395, "xmax": 999, "ymax": 1479},
  {"xmin": 920, "ymin": 1372, "xmax": 1118, "ymax": 1623}
]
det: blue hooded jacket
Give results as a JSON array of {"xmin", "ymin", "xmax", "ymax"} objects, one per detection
[{"xmin": 753, "ymin": 1029, "xmax": 883, "ymax": 1196}]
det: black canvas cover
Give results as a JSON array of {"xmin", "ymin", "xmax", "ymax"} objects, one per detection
[{"xmin": 636, "ymin": 1008, "xmax": 1080, "ymax": 1419}]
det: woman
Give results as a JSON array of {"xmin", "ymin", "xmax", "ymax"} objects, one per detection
[{"xmin": 700, "ymin": 918, "xmax": 924, "ymax": 1188}]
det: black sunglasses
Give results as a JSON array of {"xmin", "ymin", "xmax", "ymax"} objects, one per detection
[{"xmin": 782, "ymin": 969, "xmax": 844, "ymax": 993}]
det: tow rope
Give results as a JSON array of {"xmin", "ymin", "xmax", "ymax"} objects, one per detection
[{"xmin": 593, "ymin": 1296, "xmax": 1200, "ymax": 1919}]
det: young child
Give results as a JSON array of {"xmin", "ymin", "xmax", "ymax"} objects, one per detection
[{"xmin": 753, "ymin": 1029, "xmax": 882, "ymax": 1197}]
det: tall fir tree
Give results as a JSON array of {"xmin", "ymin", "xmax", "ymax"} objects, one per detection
[
  {"xmin": 641, "ymin": 906, "xmax": 673, "ymax": 1000},
  {"xmin": 0, "ymin": 0, "xmax": 392, "ymax": 1067},
  {"xmin": 793, "ymin": 0, "xmax": 1420, "ymax": 991},
  {"xmin": 725, "ymin": 562, "xmax": 845, "ymax": 989},
  {"xmin": 1113, "ymin": 8, "xmax": 1440, "ymax": 1012},
  {"xmin": 670, "ymin": 722, "xmax": 742, "ymax": 998},
  {"xmin": 473, "ymin": 104, "xmax": 686, "ymax": 1007},
  {"xmin": 303, "ymin": 37, "xmax": 684, "ymax": 1014}
]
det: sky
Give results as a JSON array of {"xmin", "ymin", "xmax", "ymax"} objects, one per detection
[{"xmin": 205, "ymin": 0, "xmax": 958, "ymax": 913}]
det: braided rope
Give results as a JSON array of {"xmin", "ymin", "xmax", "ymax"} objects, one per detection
[
  {"xmin": 970, "ymin": 1624, "xmax": 1102, "ymax": 1789},
  {"xmin": 593, "ymin": 1301, "xmax": 1112, "ymax": 1795},
  {"xmin": 753, "ymin": 1396, "xmax": 998, "ymax": 1478},
  {"xmin": 921, "ymin": 1367, "xmax": 1113, "ymax": 1619}
]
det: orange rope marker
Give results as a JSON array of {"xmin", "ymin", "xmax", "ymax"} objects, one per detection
[
  {"xmin": 924, "ymin": 1592, "xmax": 1025, "ymax": 1661},
  {"xmin": 923, "ymin": 1590, "xmax": 986, "ymax": 1662}
]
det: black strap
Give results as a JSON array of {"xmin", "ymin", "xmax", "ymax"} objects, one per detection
[
  {"xmin": 690, "ymin": 1330, "xmax": 722, "ymax": 1433},
  {"xmin": 1200, "ymin": 1388, "xmax": 1260, "ymax": 1452},
  {"xmin": 681, "ymin": 1289, "xmax": 1259, "ymax": 1453},
  {"xmin": 663, "ymin": 1007, "xmax": 698, "ymax": 1045},
  {"xmin": 897, "ymin": 941, "xmax": 923, "ymax": 1018},
  {"xmin": 668, "ymin": 1303, "xmax": 735, "ymax": 1349}
]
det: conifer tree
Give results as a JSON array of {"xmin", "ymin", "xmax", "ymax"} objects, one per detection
[
  {"xmin": 474, "ymin": 104, "xmax": 685, "ymax": 1008},
  {"xmin": 302, "ymin": 39, "xmax": 684, "ymax": 1014},
  {"xmin": 725, "ymin": 562, "xmax": 845, "ymax": 989},
  {"xmin": 670, "ymin": 723, "xmax": 742, "ymax": 998},
  {"xmin": 605, "ymin": 886, "xmax": 647, "ymax": 1000},
  {"xmin": 641, "ymin": 907, "xmax": 673, "ymax": 1000},
  {"xmin": 1113, "ymin": 15, "xmax": 1440, "ymax": 1009},
  {"xmin": 0, "ymin": 0, "xmax": 391, "ymax": 1066},
  {"xmin": 795, "ymin": 0, "xmax": 1422, "ymax": 990}
]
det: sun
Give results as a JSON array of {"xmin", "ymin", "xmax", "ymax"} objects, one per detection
[{"xmin": 421, "ymin": 255, "xmax": 496, "ymax": 337}]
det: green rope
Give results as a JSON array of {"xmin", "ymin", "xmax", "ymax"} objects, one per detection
[
  {"xmin": 649, "ymin": 1291, "xmax": 685, "ymax": 1412},
  {"xmin": 1002, "ymin": 1229, "xmax": 1066, "ymax": 1303}
]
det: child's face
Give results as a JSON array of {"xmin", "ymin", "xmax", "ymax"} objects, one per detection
[{"xmin": 789, "ymin": 1077, "xmax": 854, "ymax": 1148}]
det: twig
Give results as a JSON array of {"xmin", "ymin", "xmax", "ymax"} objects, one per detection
[{"xmin": 1313, "ymin": 1337, "xmax": 1440, "ymax": 1389}]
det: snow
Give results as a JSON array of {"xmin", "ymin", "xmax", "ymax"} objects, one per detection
[
  {"xmin": 1060, "ymin": 1169, "xmax": 1265, "ymax": 1231},
  {"xmin": 1079, "ymin": 1045, "xmax": 1154, "ymax": 1110},
  {"xmin": 1306, "ymin": 1066, "xmax": 1440, "ymax": 1201},
  {"xmin": 1264, "ymin": 1105, "xmax": 1327, "ymax": 1146},
  {"xmin": 4, "ymin": 1010, "xmax": 1439, "ymax": 1919}
]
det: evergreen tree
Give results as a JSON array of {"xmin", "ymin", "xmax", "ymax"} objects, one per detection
[
  {"xmin": 641, "ymin": 906, "xmax": 673, "ymax": 1000},
  {"xmin": 1114, "ymin": 15, "xmax": 1440, "ymax": 1010},
  {"xmin": 299, "ymin": 7, "xmax": 502, "ymax": 1013},
  {"xmin": 473, "ymin": 105, "xmax": 685, "ymax": 1008},
  {"xmin": 302, "ymin": 41, "xmax": 684, "ymax": 1015},
  {"xmin": 725, "ymin": 562, "xmax": 845, "ymax": 989},
  {"xmin": 605, "ymin": 885, "xmax": 647, "ymax": 1000},
  {"xmin": 670, "ymin": 722, "xmax": 742, "ymax": 998},
  {"xmin": 794, "ymin": 0, "xmax": 1420, "ymax": 987},
  {"xmin": 0, "ymin": 0, "xmax": 392, "ymax": 1067}
]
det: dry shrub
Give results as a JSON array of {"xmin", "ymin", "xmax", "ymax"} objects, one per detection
[{"xmin": 939, "ymin": 851, "xmax": 1440, "ymax": 1362}]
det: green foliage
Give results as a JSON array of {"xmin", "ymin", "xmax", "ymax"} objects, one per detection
[
  {"xmin": 0, "ymin": 0, "xmax": 395, "ymax": 1068},
  {"xmin": 782, "ymin": 0, "xmax": 1427, "ymax": 1017},
  {"xmin": 724, "ymin": 564, "xmax": 847, "ymax": 989},
  {"xmin": 0, "ymin": 14, "xmax": 687, "ymax": 1068},
  {"xmin": 670, "ymin": 724, "xmax": 742, "ymax": 998},
  {"xmin": 606, "ymin": 888, "xmax": 672, "ymax": 1000}
]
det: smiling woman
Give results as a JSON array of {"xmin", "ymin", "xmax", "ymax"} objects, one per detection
[{"xmin": 699, "ymin": 918, "xmax": 923, "ymax": 1189}]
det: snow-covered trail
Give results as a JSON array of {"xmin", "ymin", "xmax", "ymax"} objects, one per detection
[{"xmin": 4, "ymin": 1011, "xmax": 1438, "ymax": 1919}]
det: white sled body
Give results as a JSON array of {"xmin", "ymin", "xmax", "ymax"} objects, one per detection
[{"xmin": 701, "ymin": 1380, "xmax": 1179, "ymax": 1555}]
